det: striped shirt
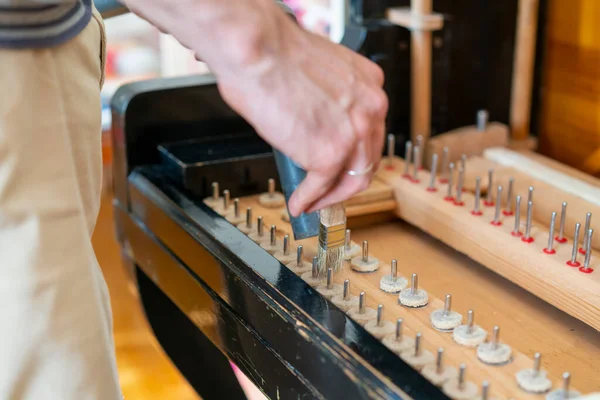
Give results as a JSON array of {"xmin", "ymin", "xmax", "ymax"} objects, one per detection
[{"xmin": 0, "ymin": 0, "xmax": 91, "ymax": 48}]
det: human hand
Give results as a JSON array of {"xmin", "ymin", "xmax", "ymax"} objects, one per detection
[{"xmin": 215, "ymin": 7, "xmax": 388, "ymax": 217}]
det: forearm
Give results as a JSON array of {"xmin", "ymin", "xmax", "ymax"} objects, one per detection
[{"xmin": 122, "ymin": 0, "xmax": 296, "ymax": 80}]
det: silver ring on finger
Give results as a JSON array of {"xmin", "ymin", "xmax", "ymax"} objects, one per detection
[{"xmin": 346, "ymin": 162, "xmax": 374, "ymax": 176}]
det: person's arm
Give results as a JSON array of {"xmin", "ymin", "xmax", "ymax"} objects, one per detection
[{"xmin": 123, "ymin": 0, "xmax": 388, "ymax": 217}]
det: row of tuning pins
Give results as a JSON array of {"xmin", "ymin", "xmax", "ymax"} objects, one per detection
[{"xmin": 386, "ymin": 133, "xmax": 597, "ymax": 275}]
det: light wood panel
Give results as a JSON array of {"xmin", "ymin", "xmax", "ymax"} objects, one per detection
[
  {"xmin": 233, "ymin": 194, "xmax": 600, "ymax": 398},
  {"xmin": 93, "ymin": 196, "xmax": 200, "ymax": 400},
  {"xmin": 376, "ymin": 157, "xmax": 600, "ymax": 332},
  {"xmin": 538, "ymin": 0, "xmax": 600, "ymax": 174}
]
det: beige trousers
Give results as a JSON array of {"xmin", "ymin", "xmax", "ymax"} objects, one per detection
[{"xmin": 0, "ymin": 9, "xmax": 121, "ymax": 400}]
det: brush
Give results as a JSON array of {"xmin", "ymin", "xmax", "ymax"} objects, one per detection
[{"xmin": 317, "ymin": 203, "xmax": 347, "ymax": 275}]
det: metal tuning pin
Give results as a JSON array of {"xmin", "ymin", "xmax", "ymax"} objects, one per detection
[
  {"xmin": 412, "ymin": 145, "xmax": 421, "ymax": 182},
  {"xmin": 503, "ymin": 178, "xmax": 514, "ymax": 215},
  {"xmin": 257, "ymin": 216, "xmax": 264, "ymax": 236},
  {"xmin": 414, "ymin": 332, "xmax": 422, "ymax": 357},
  {"xmin": 460, "ymin": 154, "xmax": 467, "ymax": 172},
  {"xmin": 362, "ymin": 240, "xmax": 368, "ymax": 263},
  {"xmin": 403, "ymin": 140, "xmax": 413, "ymax": 178},
  {"xmin": 444, "ymin": 162, "xmax": 455, "ymax": 201},
  {"xmin": 436, "ymin": 348, "xmax": 444, "ymax": 374},
  {"xmin": 283, "ymin": 235, "xmax": 290, "ymax": 255},
  {"xmin": 358, "ymin": 291, "xmax": 366, "ymax": 314},
  {"xmin": 440, "ymin": 147, "xmax": 449, "ymax": 183},
  {"xmin": 580, "ymin": 228, "xmax": 594, "ymax": 273},
  {"xmin": 467, "ymin": 310, "xmax": 474, "ymax": 334},
  {"xmin": 512, "ymin": 195, "xmax": 522, "ymax": 236},
  {"xmin": 458, "ymin": 363, "xmax": 466, "ymax": 390},
  {"xmin": 212, "ymin": 182, "xmax": 219, "ymax": 201},
  {"xmin": 527, "ymin": 186, "xmax": 534, "ymax": 205},
  {"xmin": 270, "ymin": 225, "xmax": 277, "ymax": 246},
  {"xmin": 343, "ymin": 279, "xmax": 350, "ymax": 300},
  {"xmin": 544, "ymin": 212, "xmax": 557, "ymax": 254},
  {"xmin": 223, "ymin": 189, "xmax": 231, "ymax": 210},
  {"xmin": 484, "ymin": 169, "xmax": 494, "ymax": 206},
  {"xmin": 297, "ymin": 245, "xmax": 304, "ymax": 267},
  {"xmin": 472, "ymin": 177, "xmax": 482, "ymax": 216},
  {"xmin": 246, "ymin": 208, "xmax": 252, "ymax": 227},
  {"xmin": 481, "ymin": 381, "xmax": 489, "ymax": 400},
  {"xmin": 568, "ymin": 223, "xmax": 581, "ymax": 267},
  {"xmin": 490, "ymin": 185, "xmax": 503, "ymax": 225},
  {"xmin": 391, "ymin": 259, "xmax": 398, "ymax": 281},
  {"xmin": 522, "ymin": 201, "xmax": 534, "ymax": 243},
  {"xmin": 416, "ymin": 135, "xmax": 425, "ymax": 168},
  {"xmin": 427, "ymin": 153, "xmax": 438, "ymax": 192},
  {"xmin": 268, "ymin": 178, "xmax": 276, "ymax": 197},
  {"xmin": 491, "ymin": 326, "xmax": 499, "ymax": 350},
  {"xmin": 376, "ymin": 304, "xmax": 384, "ymax": 327},
  {"xmin": 477, "ymin": 109, "xmax": 489, "ymax": 131},
  {"xmin": 326, "ymin": 268, "xmax": 334, "ymax": 290},
  {"xmin": 411, "ymin": 273, "xmax": 418, "ymax": 296},
  {"xmin": 454, "ymin": 167, "xmax": 465, "ymax": 206},
  {"xmin": 301, "ymin": 255, "xmax": 324, "ymax": 286},
  {"xmin": 237, "ymin": 207, "xmax": 253, "ymax": 234},
  {"xmin": 396, "ymin": 318, "xmax": 404, "ymax": 341},
  {"xmin": 233, "ymin": 198, "xmax": 240, "ymax": 217},
  {"xmin": 554, "ymin": 202, "xmax": 568, "ymax": 243},
  {"xmin": 351, "ymin": 239, "xmax": 380, "ymax": 272},
  {"xmin": 533, "ymin": 352, "xmax": 541, "ymax": 376},
  {"xmin": 580, "ymin": 212, "xmax": 592, "ymax": 255},
  {"xmin": 443, "ymin": 294, "xmax": 452, "ymax": 315},
  {"xmin": 386, "ymin": 133, "xmax": 395, "ymax": 168},
  {"xmin": 345, "ymin": 229, "xmax": 351, "ymax": 250}
]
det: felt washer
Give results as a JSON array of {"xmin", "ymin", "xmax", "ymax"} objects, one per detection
[
  {"xmin": 546, "ymin": 389, "xmax": 581, "ymax": 400},
  {"xmin": 400, "ymin": 349, "xmax": 435, "ymax": 370},
  {"xmin": 280, "ymin": 208, "xmax": 290, "ymax": 222},
  {"xmin": 237, "ymin": 222, "xmax": 253, "ymax": 235},
  {"xmin": 477, "ymin": 342, "xmax": 512, "ymax": 365},
  {"xmin": 382, "ymin": 335, "xmax": 415, "ymax": 354},
  {"xmin": 225, "ymin": 212, "xmax": 246, "ymax": 225},
  {"xmin": 261, "ymin": 241, "xmax": 283, "ymax": 255},
  {"xmin": 248, "ymin": 231, "xmax": 268, "ymax": 244},
  {"xmin": 203, "ymin": 197, "xmax": 222, "ymax": 208},
  {"xmin": 452, "ymin": 325, "xmax": 487, "ymax": 347},
  {"xmin": 331, "ymin": 294, "xmax": 359, "ymax": 312},
  {"xmin": 430, "ymin": 309, "xmax": 463, "ymax": 332},
  {"xmin": 379, "ymin": 275, "xmax": 408, "ymax": 293},
  {"xmin": 422, "ymin": 365, "xmax": 458, "ymax": 386},
  {"xmin": 300, "ymin": 271, "xmax": 324, "ymax": 287},
  {"xmin": 286, "ymin": 260, "xmax": 312, "ymax": 275},
  {"xmin": 317, "ymin": 283, "xmax": 343, "ymax": 300},
  {"xmin": 398, "ymin": 288, "xmax": 429, "ymax": 308},
  {"xmin": 343, "ymin": 243, "xmax": 361, "ymax": 260},
  {"xmin": 258, "ymin": 192, "xmax": 285, "ymax": 208},
  {"xmin": 515, "ymin": 369, "xmax": 552, "ymax": 393},
  {"xmin": 364, "ymin": 320, "xmax": 395, "ymax": 339},
  {"xmin": 274, "ymin": 251, "xmax": 296, "ymax": 264},
  {"xmin": 350, "ymin": 255, "xmax": 380, "ymax": 272},
  {"xmin": 442, "ymin": 379, "xmax": 479, "ymax": 400},
  {"xmin": 347, "ymin": 307, "xmax": 377, "ymax": 325}
]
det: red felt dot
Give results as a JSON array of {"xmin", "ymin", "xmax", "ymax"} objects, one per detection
[
  {"xmin": 438, "ymin": 178, "xmax": 449, "ymax": 184},
  {"xmin": 402, "ymin": 174, "xmax": 411, "ymax": 179},
  {"xmin": 410, "ymin": 178, "xmax": 421, "ymax": 184},
  {"xmin": 483, "ymin": 201, "xmax": 495, "ymax": 207},
  {"xmin": 426, "ymin": 187, "xmax": 438, "ymax": 192},
  {"xmin": 511, "ymin": 231, "xmax": 523, "ymax": 237},
  {"xmin": 502, "ymin": 210, "xmax": 514, "ymax": 216},
  {"xmin": 566, "ymin": 260, "xmax": 580, "ymax": 267},
  {"xmin": 543, "ymin": 248, "xmax": 556, "ymax": 255},
  {"xmin": 555, "ymin": 236, "xmax": 568, "ymax": 243},
  {"xmin": 579, "ymin": 247, "xmax": 586, "ymax": 255},
  {"xmin": 454, "ymin": 201, "xmax": 465, "ymax": 206},
  {"xmin": 444, "ymin": 196, "xmax": 454, "ymax": 202},
  {"xmin": 490, "ymin": 220, "xmax": 502, "ymax": 226},
  {"xmin": 385, "ymin": 165, "xmax": 395, "ymax": 171},
  {"xmin": 522, "ymin": 236, "xmax": 534, "ymax": 243},
  {"xmin": 418, "ymin": 167, "xmax": 425, "ymax": 171},
  {"xmin": 471, "ymin": 210, "xmax": 483, "ymax": 216},
  {"xmin": 579, "ymin": 266, "xmax": 594, "ymax": 274}
]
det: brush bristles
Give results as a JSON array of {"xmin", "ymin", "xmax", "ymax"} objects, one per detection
[{"xmin": 317, "ymin": 242, "xmax": 345, "ymax": 275}]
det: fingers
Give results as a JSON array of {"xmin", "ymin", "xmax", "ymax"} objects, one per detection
[{"xmin": 287, "ymin": 170, "xmax": 339, "ymax": 217}]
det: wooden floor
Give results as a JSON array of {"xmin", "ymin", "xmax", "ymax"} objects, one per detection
[{"xmin": 92, "ymin": 194, "xmax": 200, "ymax": 399}]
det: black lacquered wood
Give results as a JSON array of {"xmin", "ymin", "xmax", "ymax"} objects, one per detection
[{"xmin": 118, "ymin": 166, "xmax": 448, "ymax": 400}]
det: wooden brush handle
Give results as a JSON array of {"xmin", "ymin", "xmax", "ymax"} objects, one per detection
[{"xmin": 319, "ymin": 203, "xmax": 346, "ymax": 227}]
